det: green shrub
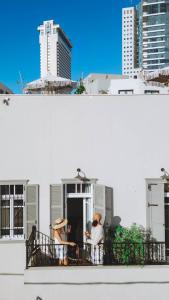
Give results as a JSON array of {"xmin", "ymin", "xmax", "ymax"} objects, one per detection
[{"xmin": 111, "ymin": 224, "xmax": 151, "ymax": 265}]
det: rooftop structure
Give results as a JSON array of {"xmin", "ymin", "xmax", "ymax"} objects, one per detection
[
  {"xmin": 83, "ymin": 73, "xmax": 128, "ymax": 94},
  {"xmin": 25, "ymin": 74, "xmax": 77, "ymax": 94},
  {"xmin": 144, "ymin": 66, "xmax": 169, "ymax": 84},
  {"xmin": 108, "ymin": 77, "xmax": 169, "ymax": 95},
  {"xmin": 83, "ymin": 73, "xmax": 169, "ymax": 95},
  {"xmin": 0, "ymin": 82, "xmax": 13, "ymax": 94}
]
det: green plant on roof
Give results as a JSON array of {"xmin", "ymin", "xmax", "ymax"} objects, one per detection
[{"xmin": 75, "ymin": 79, "xmax": 86, "ymax": 94}]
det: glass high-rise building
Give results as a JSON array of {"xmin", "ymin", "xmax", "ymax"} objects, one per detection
[{"xmin": 122, "ymin": 0, "xmax": 169, "ymax": 75}]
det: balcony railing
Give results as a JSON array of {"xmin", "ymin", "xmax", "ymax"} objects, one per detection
[{"xmin": 26, "ymin": 227, "xmax": 167, "ymax": 268}]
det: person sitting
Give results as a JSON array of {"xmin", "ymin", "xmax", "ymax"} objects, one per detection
[
  {"xmin": 52, "ymin": 218, "xmax": 76, "ymax": 266},
  {"xmin": 85, "ymin": 213, "xmax": 104, "ymax": 264}
]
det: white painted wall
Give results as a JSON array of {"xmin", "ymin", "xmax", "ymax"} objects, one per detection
[
  {"xmin": 0, "ymin": 94, "xmax": 169, "ymax": 235},
  {"xmin": 1, "ymin": 94, "xmax": 169, "ymax": 300},
  {"xmin": 83, "ymin": 77, "xmax": 169, "ymax": 95},
  {"xmin": 0, "ymin": 241, "xmax": 25, "ymax": 273},
  {"xmin": 2, "ymin": 266, "xmax": 169, "ymax": 300}
]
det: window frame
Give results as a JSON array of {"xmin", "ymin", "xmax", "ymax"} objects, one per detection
[{"xmin": 0, "ymin": 180, "xmax": 28, "ymax": 240}]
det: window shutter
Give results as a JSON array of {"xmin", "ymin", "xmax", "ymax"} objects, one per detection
[
  {"xmin": 105, "ymin": 186, "xmax": 113, "ymax": 227},
  {"xmin": 25, "ymin": 185, "xmax": 39, "ymax": 239},
  {"xmin": 94, "ymin": 184, "xmax": 106, "ymax": 224},
  {"xmin": 146, "ymin": 181, "xmax": 165, "ymax": 241},
  {"xmin": 50, "ymin": 184, "xmax": 63, "ymax": 227},
  {"xmin": 0, "ymin": 187, "xmax": 1, "ymax": 238}
]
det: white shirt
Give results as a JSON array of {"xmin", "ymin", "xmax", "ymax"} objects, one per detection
[{"xmin": 87, "ymin": 224, "xmax": 104, "ymax": 246}]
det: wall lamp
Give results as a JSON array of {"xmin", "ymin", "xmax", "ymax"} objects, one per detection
[{"xmin": 3, "ymin": 97, "xmax": 10, "ymax": 106}]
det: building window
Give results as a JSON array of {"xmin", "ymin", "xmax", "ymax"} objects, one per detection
[
  {"xmin": 66, "ymin": 183, "xmax": 91, "ymax": 194},
  {"xmin": 0, "ymin": 184, "xmax": 24, "ymax": 239},
  {"xmin": 118, "ymin": 90, "xmax": 134, "ymax": 95},
  {"xmin": 144, "ymin": 90, "xmax": 159, "ymax": 94}
]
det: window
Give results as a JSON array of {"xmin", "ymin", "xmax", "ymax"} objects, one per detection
[
  {"xmin": 66, "ymin": 183, "xmax": 91, "ymax": 194},
  {"xmin": 67, "ymin": 184, "xmax": 76, "ymax": 193},
  {"xmin": 0, "ymin": 184, "xmax": 24, "ymax": 239},
  {"xmin": 118, "ymin": 90, "xmax": 134, "ymax": 95},
  {"xmin": 0, "ymin": 182, "xmax": 39, "ymax": 240},
  {"xmin": 144, "ymin": 90, "xmax": 159, "ymax": 94}
]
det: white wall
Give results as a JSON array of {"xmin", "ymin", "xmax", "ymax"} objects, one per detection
[
  {"xmin": 0, "ymin": 94, "xmax": 169, "ymax": 235},
  {"xmin": 0, "ymin": 241, "xmax": 25, "ymax": 273}
]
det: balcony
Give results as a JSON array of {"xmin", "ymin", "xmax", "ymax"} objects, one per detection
[{"xmin": 26, "ymin": 227, "xmax": 167, "ymax": 268}]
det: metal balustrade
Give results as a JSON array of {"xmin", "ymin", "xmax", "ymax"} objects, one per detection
[{"xmin": 26, "ymin": 227, "xmax": 167, "ymax": 268}]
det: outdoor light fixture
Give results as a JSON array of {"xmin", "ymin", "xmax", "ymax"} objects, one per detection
[
  {"xmin": 161, "ymin": 168, "xmax": 169, "ymax": 181},
  {"xmin": 75, "ymin": 168, "xmax": 90, "ymax": 182},
  {"xmin": 3, "ymin": 97, "xmax": 10, "ymax": 106}
]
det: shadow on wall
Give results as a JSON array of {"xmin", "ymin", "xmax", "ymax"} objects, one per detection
[{"xmin": 112, "ymin": 216, "xmax": 122, "ymax": 228}]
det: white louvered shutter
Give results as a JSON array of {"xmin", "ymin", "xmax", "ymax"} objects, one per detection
[
  {"xmin": 25, "ymin": 185, "xmax": 39, "ymax": 239},
  {"xmin": 105, "ymin": 186, "xmax": 113, "ymax": 227},
  {"xmin": 0, "ymin": 186, "xmax": 1, "ymax": 238},
  {"xmin": 94, "ymin": 184, "xmax": 106, "ymax": 224},
  {"xmin": 146, "ymin": 181, "xmax": 165, "ymax": 241},
  {"xmin": 50, "ymin": 184, "xmax": 63, "ymax": 227}
]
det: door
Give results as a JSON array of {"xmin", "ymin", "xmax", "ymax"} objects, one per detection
[
  {"xmin": 83, "ymin": 198, "xmax": 93, "ymax": 243},
  {"xmin": 164, "ymin": 184, "xmax": 169, "ymax": 256},
  {"xmin": 67, "ymin": 198, "xmax": 83, "ymax": 243},
  {"xmin": 66, "ymin": 197, "xmax": 93, "ymax": 243}
]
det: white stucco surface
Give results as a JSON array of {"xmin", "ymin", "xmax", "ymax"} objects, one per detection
[
  {"xmin": 1, "ymin": 94, "xmax": 169, "ymax": 300},
  {"xmin": 0, "ymin": 94, "xmax": 169, "ymax": 234}
]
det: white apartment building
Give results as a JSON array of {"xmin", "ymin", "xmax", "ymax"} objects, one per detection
[
  {"xmin": 83, "ymin": 73, "xmax": 169, "ymax": 95},
  {"xmin": 122, "ymin": 7, "xmax": 137, "ymax": 78},
  {"xmin": 38, "ymin": 20, "xmax": 72, "ymax": 79},
  {"xmin": 0, "ymin": 94, "xmax": 169, "ymax": 300},
  {"xmin": 142, "ymin": 0, "xmax": 169, "ymax": 72},
  {"xmin": 122, "ymin": 1, "xmax": 169, "ymax": 75}
]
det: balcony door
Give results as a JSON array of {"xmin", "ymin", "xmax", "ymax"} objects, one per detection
[{"xmin": 65, "ymin": 183, "xmax": 93, "ymax": 243}]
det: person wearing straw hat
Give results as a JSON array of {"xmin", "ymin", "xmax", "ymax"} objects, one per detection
[{"xmin": 53, "ymin": 218, "xmax": 76, "ymax": 266}]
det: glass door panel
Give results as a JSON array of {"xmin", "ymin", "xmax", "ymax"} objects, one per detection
[{"xmin": 83, "ymin": 198, "xmax": 92, "ymax": 243}]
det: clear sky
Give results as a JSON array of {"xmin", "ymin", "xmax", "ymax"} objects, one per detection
[{"xmin": 0, "ymin": 0, "xmax": 140, "ymax": 93}]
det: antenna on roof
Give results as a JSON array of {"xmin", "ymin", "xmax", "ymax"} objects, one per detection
[{"xmin": 17, "ymin": 71, "xmax": 25, "ymax": 94}]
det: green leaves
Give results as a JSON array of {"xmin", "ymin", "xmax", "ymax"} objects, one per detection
[{"xmin": 112, "ymin": 224, "xmax": 148, "ymax": 265}]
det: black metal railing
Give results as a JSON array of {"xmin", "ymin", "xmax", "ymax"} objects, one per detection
[{"xmin": 26, "ymin": 228, "xmax": 167, "ymax": 268}]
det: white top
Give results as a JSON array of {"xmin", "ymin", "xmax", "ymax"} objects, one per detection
[{"xmin": 87, "ymin": 224, "xmax": 104, "ymax": 246}]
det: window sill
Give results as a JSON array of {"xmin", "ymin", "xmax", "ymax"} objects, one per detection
[{"xmin": 0, "ymin": 238, "xmax": 25, "ymax": 244}]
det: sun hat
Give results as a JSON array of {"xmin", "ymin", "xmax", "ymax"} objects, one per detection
[{"xmin": 52, "ymin": 218, "xmax": 68, "ymax": 230}]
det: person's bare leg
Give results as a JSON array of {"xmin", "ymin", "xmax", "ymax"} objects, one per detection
[
  {"xmin": 63, "ymin": 257, "xmax": 68, "ymax": 266},
  {"xmin": 59, "ymin": 259, "xmax": 64, "ymax": 265}
]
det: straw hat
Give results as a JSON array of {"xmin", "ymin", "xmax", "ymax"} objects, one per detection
[{"xmin": 52, "ymin": 218, "xmax": 68, "ymax": 230}]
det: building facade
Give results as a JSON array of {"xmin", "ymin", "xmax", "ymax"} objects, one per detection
[
  {"xmin": 122, "ymin": 0, "xmax": 169, "ymax": 76},
  {"xmin": 122, "ymin": 7, "xmax": 137, "ymax": 78},
  {"xmin": 38, "ymin": 20, "xmax": 72, "ymax": 79},
  {"xmin": 0, "ymin": 94, "xmax": 169, "ymax": 299},
  {"xmin": 83, "ymin": 73, "xmax": 169, "ymax": 94}
]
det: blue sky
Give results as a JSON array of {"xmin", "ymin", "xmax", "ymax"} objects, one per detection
[{"xmin": 0, "ymin": 0, "xmax": 139, "ymax": 93}]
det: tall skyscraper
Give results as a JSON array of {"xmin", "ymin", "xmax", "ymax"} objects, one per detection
[
  {"xmin": 38, "ymin": 20, "xmax": 72, "ymax": 79},
  {"xmin": 141, "ymin": 0, "xmax": 169, "ymax": 72},
  {"xmin": 122, "ymin": 7, "xmax": 137, "ymax": 77},
  {"xmin": 122, "ymin": 0, "xmax": 169, "ymax": 76}
]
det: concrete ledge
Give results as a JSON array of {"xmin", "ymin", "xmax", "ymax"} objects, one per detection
[{"xmin": 24, "ymin": 265, "xmax": 169, "ymax": 285}]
